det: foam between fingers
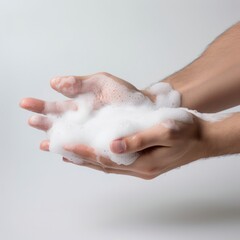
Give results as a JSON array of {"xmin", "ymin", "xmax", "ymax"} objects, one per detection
[{"xmin": 45, "ymin": 80, "xmax": 225, "ymax": 165}]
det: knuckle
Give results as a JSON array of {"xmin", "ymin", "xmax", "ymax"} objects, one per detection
[
  {"xmin": 95, "ymin": 72, "xmax": 110, "ymax": 77},
  {"xmin": 129, "ymin": 135, "xmax": 143, "ymax": 151}
]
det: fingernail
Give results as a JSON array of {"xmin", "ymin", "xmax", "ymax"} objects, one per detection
[{"xmin": 111, "ymin": 139, "xmax": 126, "ymax": 153}]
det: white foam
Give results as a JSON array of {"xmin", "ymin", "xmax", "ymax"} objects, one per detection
[
  {"xmin": 45, "ymin": 80, "xmax": 227, "ymax": 165},
  {"xmin": 186, "ymin": 109, "xmax": 232, "ymax": 122},
  {"xmin": 45, "ymin": 81, "xmax": 188, "ymax": 165},
  {"xmin": 147, "ymin": 82, "xmax": 181, "ymax": 108}
]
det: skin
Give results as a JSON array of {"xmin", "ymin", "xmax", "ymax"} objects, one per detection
[
  {"xmin": 163, "ymin": 22, "xmax": 240, "ymax": 112},
  {"xmin": 20, "ymin": 22, "xmax": 240, "ymax": 180}
]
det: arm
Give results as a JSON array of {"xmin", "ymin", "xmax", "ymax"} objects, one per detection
[{"xmin": 158, "ymin": 22, "xmax": 240, "ymax": 112}]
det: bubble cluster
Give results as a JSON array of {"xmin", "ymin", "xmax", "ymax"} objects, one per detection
[
  {"xmin": 147, "ymin": 82, "xmax": 181, "ymax": 108},
  {"xmin": 45, "ymin": 78, "xmax": 197, "ymax": 165}
]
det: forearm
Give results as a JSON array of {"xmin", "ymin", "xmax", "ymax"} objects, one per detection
[
  {"xmin": 202, "ymin": 112, "xmax": 240, "ymax": 157},
  {"xmin": 163, "ymin": 22, "xmax": 240, "ymax": 112}
]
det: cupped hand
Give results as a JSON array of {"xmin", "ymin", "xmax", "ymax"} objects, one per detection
[
  {"xmin": 20, "ymin": 72, "xmax": 154, "ymax": 153},
  {"xmin": 62, "ymin": 116, "xmax": 211, "ymax": 179}
]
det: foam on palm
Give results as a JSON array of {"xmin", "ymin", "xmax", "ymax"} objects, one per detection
[
  {"xmin": 45, "ymin": 78, "xmax": 227, "ymax": 165},
  {"xmin": 45, "ymin": 78, "xmax": 188, "ymax": 165}
]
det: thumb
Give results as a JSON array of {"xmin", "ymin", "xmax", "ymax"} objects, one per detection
[{"xmin": 110, "ymin": 121, "xmax": 175, "ymax": 154}]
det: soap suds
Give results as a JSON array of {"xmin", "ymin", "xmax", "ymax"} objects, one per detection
[
  {"xmin": 147, "ymin": 82, "xmax": 181, "ymax": 108},
  {"xmin": 186, "ymin": 109, "xmax": 232, "ymax": 122},
  {"xmin": 45, "ymin": 81, "xmax": 189, "ymax": 165},
  {"xmin": 45, "ymin": 80, "xmax": 227, "ymax": 165}
]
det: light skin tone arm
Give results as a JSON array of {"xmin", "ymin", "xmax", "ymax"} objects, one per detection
[
  {"xmin": 20, "ymin": 22, "xmax": 240, "ymax": 179},
  {"xmin": 161, "ymin": 21, "xmax": 240, "ymax": 113}
]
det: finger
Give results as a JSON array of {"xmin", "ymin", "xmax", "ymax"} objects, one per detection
[
  {"xmin": 62, "ymin": 157, "xmax": 148, "ymax": 179},
  {"xmin": 63, "ymin": 145, "xmax": 105, "ymax": 166},
  {"xmin": 110, "ymin": 122, "xmax": 176, "ymax": 154},
  {"xmin": 44, "ymin": 100, "xmax": 77, "ymax": 114},
  {"xmin": 28, "ymin": 115, "xmax": 52, "ymax": 131},
  {"xmin": 63, "ymin": 143, "xmax": 162, "ymax": 178},
  {"xmin": 62, "ymin": 157, "xmax": 99, "ymax": 166},
  {"xmin": 64, "ymin": 144, "xmax": 131, "ymax": 169},
  {"xmin": 64, "ymin": 144, "xmax": 97, "ymax": 161},
  {"xmin": 20, "ymin": 98, "xmax": 77, "ymax": 115},
  {"xmin": 64, "ymin": 144, "xmax": 162, "ymax": 179},
  {"xmin": 50, "ymin": 76, "xmax": 88, "ymax": 98},
  {"xmin": 63, "ymin": 156, "xmax": 101, "ymax": 166},
  {"xmin": 63, "ymin": 157, "xmax": 73, "ymax": 163},
  {"xmin": 20, "ymin": 98, "xmax": 45, "ymax": 114},
  {"xmin": 40, "ymin": 140, "xmax": 50, "ymax": 151},
  {"xmin": 50, "ymin": 73, "xmax": 108, "ymax": 98}
]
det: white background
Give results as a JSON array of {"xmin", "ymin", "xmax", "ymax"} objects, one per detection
[{"xmin": 0, "ymin": 0, "xmax": 240, "ymax": 239}]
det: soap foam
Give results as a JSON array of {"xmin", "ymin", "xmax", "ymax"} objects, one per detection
[
  {"xmin": 147, "ymin": 82, "xmax": 181, "ymax": 108},
  {"xmin": 45, "ymin": 80, "xmax": 194, "ymax": 165},
  {"xmin": 45, "ymin": 80, "xmax": 227, "ymax": 166}
]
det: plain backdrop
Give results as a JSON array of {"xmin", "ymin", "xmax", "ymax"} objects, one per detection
[{"xmin": 0, "ymin": 0, "xmax": 240, "ymax": 239}]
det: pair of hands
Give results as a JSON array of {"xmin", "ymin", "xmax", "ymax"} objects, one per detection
[{"xmin": 20, "ymin": 72, "xmax": 208, "ymax": 179}]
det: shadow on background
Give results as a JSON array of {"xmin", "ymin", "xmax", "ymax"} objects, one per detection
[{"xmin": 100, "ymin": 200, "xmax": 240, "ymax": 228}]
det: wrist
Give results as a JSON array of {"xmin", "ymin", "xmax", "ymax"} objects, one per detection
[
  {"xmin": 141, "ymin": 82, "xmax": 181, "ymax": 108},
  {"xmin": 200, "ymin": 113, "xmax": 240, "ymax": 158},
  {"xmin": 162, "ymin": 57, "xmax": 217, "ymax": 112},
  {"xmin": 200, "ymin": 119, "xmax": 222, "ymax": 158}
]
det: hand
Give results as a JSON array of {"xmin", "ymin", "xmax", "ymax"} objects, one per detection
[
  {"xmin": 62, "ymin": 116, "xmax": 211, "ymax": 180},
  {"xmin": 20, "ymin": 72, "xmax": 154, "ymax": 152}
]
